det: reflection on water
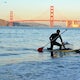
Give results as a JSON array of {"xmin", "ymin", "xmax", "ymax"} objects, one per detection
[
  {"xmin": 50, "ymin": 50, "xmax": 80, "ymax": 58},
  {"xmin": 0, "ymin": 52, "xmax": 50, "ymax": 65}
]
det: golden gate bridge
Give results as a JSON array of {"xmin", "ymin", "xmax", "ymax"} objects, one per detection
[{"xmin": 9, "ymin": 6, "xmax": 80, "ymax": 28}]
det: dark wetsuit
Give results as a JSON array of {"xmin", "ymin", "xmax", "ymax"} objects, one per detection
[{"xmin": 49, "ymin": 33, "xmax": 63, "ymax": 50}]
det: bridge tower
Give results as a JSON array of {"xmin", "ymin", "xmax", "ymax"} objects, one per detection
[
  {"xmin": 50, "ymin": 6, "xmax": 54, "ymax": 27},
  {"xmin": 66, "ymin": 20, "xmax": 72, "ymax": 28},
  {"xmin": 9, "ymin": 11, "xmax": 13, "ymax": 26}
]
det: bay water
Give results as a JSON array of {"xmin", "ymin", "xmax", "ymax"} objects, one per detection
[{"xmin": 0, "ymin": 26, "xmax": 80, "ymax": 80}]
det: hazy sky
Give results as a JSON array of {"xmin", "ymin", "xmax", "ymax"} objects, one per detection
[{"xmin": 0, "ymin": 0, "xmax": 80, "ymax": 21}]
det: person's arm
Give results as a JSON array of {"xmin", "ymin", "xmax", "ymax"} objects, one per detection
[
  {"xmin": 59, "ymin": 35, "xmax": 66, "ymax": 49},
  {"xmin": 49, "ymin": 34, "xmax": 53, "ymax": 41},
  {"xmin": 59, "ymin": 35, "xmax": 63, "ymax": 42}
]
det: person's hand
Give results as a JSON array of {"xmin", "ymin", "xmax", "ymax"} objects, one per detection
[
  {"xmin": 62, "ymin": 42, "xmax": 66, "ymax": 49},
  {"xmin": 62, "ymin": 42, "xmax": 64, "ymax": 45}
]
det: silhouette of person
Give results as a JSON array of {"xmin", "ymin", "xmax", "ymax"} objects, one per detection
[{"xmin": 48, "ymin": 29, "xmax": 65, "ymax": 50}]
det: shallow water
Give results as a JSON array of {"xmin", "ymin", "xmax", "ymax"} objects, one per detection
[{"xmin": 0, "ymin": 26, "xmax": 80, "ymax": 80}]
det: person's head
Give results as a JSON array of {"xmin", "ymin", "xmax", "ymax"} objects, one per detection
[{"xmin": 56, "ymin": 29, "xmax": 60, "ymax": 34}]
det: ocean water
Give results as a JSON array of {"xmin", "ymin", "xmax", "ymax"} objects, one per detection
[{"xmin": 0, "ymin": 26, "xmax": 80, "ymax": 80}]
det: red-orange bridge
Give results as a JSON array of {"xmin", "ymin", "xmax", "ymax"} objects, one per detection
[{"xmin": 9, "ymin": 6, "xmax": 80, "ymax": 28}]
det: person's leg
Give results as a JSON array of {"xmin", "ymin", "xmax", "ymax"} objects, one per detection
[
  {"xmin": 54, "ymin": 42, "xmax": 62, "ymax": 50},
  {"xmin": 48, "ymin": 42, "xmax": 53, "ymax": 50},
  {"xmin": 50, "ymin": 42, "xmax": 53, "ymax": 49}
]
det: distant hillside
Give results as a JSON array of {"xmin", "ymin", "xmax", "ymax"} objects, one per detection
[
  {"xmin": 19, "ymin": 22, "xmax": 48, "ymax": 27},
  {"xmin": 0, "ymin": 19, "xmax": 48, "ymax": 27},
  {"xmin": 0, "ymin": 19, "xmax": 8, "ymax": 26}
]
